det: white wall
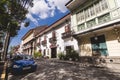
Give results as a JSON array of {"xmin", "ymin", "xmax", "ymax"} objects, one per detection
[
  {"xmin": 56, "ymin": 25, "xmax": 65, "ymax": 53},
  {"xmin": 36, "ymin": 21, "xmax": 79, "ymax": 58}
]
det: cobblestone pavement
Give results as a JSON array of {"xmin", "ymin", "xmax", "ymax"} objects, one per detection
[{"xmin": 8, "ymin": 59, "xmax": 120, "ymax": 80}]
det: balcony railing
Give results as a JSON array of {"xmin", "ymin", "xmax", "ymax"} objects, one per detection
[
  {"xmin": 62, "ymin": 31, "xmax": 72, "ymax": 39},
  {"xmin": 49, "ymin": 37, "xmax": 56, "ymax": 43},
  {"xmin": 41, "ymin": 40, "xmax": 47, "ymax": 46},
  {"xmin": 23, "ymin": 44, "xmax": 33, "ymax": 50},
  {"xmin": 36, "ymin": 42, "xmax": 40, "ymax": 46},
  {"xmin": 0, "ymin": 41, "xmax": 3, "ymax": 50}
]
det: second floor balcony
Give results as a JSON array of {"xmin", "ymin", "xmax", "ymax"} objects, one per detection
[
  {"xmin": 0, "ymin": 41, "xmax": 3, "ymax": 50},
  {"xmin": 23, "ymin": 45, "xmax": 33, "ymax": 50},
  {"xmin": 23, "ymin": 43, "xmax": 34, "ymax": 50},
  {"xmin": 49, "ymin": 37, "xmax": 56, "ymax": 43},
  {"xmin": 36, "ymin": 42, "xmax": 40, "ymax": 46},
  {"xmin": 74, "ymin": 1, "xmax": 120, "ymax": 34},
  {"xmin": 41, "ymin": 40, "xmax": 47, "ymax": 46},
  {"xmin": 62, "ymin": 31, "xmax": 72, "ymax": 39}
]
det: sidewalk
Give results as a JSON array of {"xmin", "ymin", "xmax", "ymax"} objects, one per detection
[
  {"xmin": 0, "ymin": 61, "xmax": 7, "ymax": 80},
  {"xmin": 49, "ymin": 58, "xmax": 120, "ymax": 70}
]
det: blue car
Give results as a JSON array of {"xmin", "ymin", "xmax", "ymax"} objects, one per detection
[{"xmin": 8, "ymin": 54, "xmax": 37, "ymax": 74}]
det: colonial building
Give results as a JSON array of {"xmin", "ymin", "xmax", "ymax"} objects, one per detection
[
  {"xmin": 35, "ymin": 13, "xmax": 78, "ymax": 58},
  {"xmin": 22, "ymin": 29, "xmax": 34, "ymax": 55},
  {"xmin": 66, "ymin": 0, "xmax": 120, "ymax": 62},
  {"xmin": 21, "ymin": 26, "xmax": 48, "ymax": 55}
]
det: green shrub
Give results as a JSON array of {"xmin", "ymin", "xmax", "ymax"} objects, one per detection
[
  {"xmin": 34, "ymin": 51, "xmax": 42, "ymax": 58},
  {"xmin": 58, "ymin": 52, "xmax": 65, "ymax": 60},
  {"xmin": 65, "ymin": 49, "xmax": 79, "ymax": 61}
]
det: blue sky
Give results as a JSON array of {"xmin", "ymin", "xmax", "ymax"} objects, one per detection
[{"xmin": 9, "ymin": 0, "xmax": 70, "ymax": 47}]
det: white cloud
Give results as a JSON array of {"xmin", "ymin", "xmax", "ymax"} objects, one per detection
[
  {"xmin": 30, "ymin": 0, "xmax": 50, "ymax": 19},
  {"xmin": 20, "ymin": 22, "xmax": 25, "ymax": 29},
  {"xmin": 47, "ymin": 0, "xmax": 69, "ymax": 13},
  {"xmin": 26, "ymin": 13, "xmax": 39, "ymax": 25},
  {"xmin": 26, "ymin": 0, "xmax": 69, "ymax": 22},
  {"xmin": 21, "ymin": 13, "xmax": 39, "ymax": 29}
]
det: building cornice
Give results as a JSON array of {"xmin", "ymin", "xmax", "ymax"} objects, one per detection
[
  {"xmin": 22, "ymin": 29, "xmax": 34, "ymax": 40},
  {"xmin": 36, "ymin": 13, "xmax": 71, "ymax": 37},
  {"xmin": 65, "ymin": 0, "xmax": 73, "ymax": 6},
  {"xmin": 66, "ymin": 0, "xmax": 87, "ymax": 11}
]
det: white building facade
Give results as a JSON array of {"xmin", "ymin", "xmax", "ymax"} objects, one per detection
[
  {"xmin": 35, "ymin": 14, "xmax": 79, "ymax": 58},
  {"xmin": 66, "ymin": 0, "xmax": 120, "ymax": 62},
  {"xmin": 21, "ymin": 29, "xmax": 35, "ymax": 55}
]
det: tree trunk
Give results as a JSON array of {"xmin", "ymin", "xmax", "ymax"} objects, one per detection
[{"xmin": 3, "ymin": 31, "xmax": 10, "ymax": 61}]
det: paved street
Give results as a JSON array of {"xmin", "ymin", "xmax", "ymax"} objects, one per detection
[{"xmin": 8, "ymin": 59, "xmax": 120, "ymax": 80}]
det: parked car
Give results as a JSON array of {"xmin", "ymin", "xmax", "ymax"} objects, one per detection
[{"xmin": 8, "ymin": 54, "xmax": 37, "ymax": 74}]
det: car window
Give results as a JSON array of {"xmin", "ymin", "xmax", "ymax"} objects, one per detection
[
  {"xmin": 12, "ymin": 54, "xmax": 33, "ymax": 61},
  {"xmin": 24, "ymin": 55, "xmax": 33, "ymax": 60},
  {"xmin": 12, "ymin": 55, "xmax": 23, "ymax": 61}
]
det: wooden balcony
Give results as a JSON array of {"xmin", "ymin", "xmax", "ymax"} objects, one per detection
[
  {"xmin": 36, "ymin": 42, "xmax": 40, "ymax": 46},
  {"xmin": 49, "ymin": 37, "xmax": 56, "ymax": 43},
  {"xmin": 0, "ymin": 32, "xmax": 4, "ymax": 37},
  {"xmin": 23, "ymin": 44, "xmax": 33, "ymax": 50},
  {"xmin": 41, "ymin": 40, "xmax": 47, "ymax": 46},
  {"xmin": 0, "ymin": 41, "xmax": 3, "ymax": 45},
  {"xmin": 62, "ymin": 31, "xmax": 72, "ymax": 39},
  {"xmin": 0, "ymin": 41, "xmax": 3, "ymax": 50}
]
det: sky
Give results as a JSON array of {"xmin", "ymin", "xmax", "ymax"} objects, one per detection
[{"xmin": 9, "ymin": 0, "xmax": 70, "ymax": 47}]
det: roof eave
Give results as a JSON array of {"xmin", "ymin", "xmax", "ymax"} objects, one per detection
[
  {"xmin": 21, "ymin": 29, "xmax": 34, "ymax": 40},
  {"xmin": 65, "ymin": 0, "xmax": 73, "ymax": 6}
]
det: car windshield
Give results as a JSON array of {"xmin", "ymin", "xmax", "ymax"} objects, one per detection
[
  {"xmin": 12, "ymin": 54, "xmax": 33, "ymax": 61},
  {"xmin": 24, "ymin": 55, "xmax": 33, "ymax": 60}
]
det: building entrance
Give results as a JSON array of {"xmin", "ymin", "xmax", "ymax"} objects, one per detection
[
  {"xmin": 66, "ymin": 46, "xmax": 72, "ymax": 55},
  {"xmin": 90, "ymin": 35, "xmax": 108, "ymax": 56},
  {"xmin": 51, "ymin": 47, "xmax": 57, "ymax": 58}
]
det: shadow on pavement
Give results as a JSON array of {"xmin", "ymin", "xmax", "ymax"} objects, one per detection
[{"xmin": 8, "ymin": 59, "xmax": 120, "ymax": 80}]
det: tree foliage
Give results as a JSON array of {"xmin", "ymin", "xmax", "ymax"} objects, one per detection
[
  {"xmin": 9, "ymin": 45, "xmax": 20, "ymax": 54},
  {"xmin": 0, "ymin": 0, "xmax": 32, "ymax": 37},
  {"xmin": 9, "ymin": 46, "xmax": 15, "ymax": 54}
]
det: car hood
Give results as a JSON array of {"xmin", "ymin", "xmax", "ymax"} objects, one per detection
[{"xmin": 14, "ymin": 60, "xmax": 35, "ymax": 66}]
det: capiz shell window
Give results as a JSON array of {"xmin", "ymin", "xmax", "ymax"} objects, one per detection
[
  {"xmin": 78, "ymin": 24, "xmax": 85, "ymax": 31},
  {"xmin": 98, "ymin": 13, "xmax": 111, "ymax": 24},
  {"xmin": 86, "ymin": 19, "xmax": 96, "ymax": 28}
]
